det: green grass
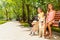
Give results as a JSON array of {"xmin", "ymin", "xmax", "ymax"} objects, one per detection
[
  {"xmin": 0, "ymin": 20, "xmax": 7, "ymax": 24},
  {"xmin": 52, "ymin": 27, "xmax": 60, "ymax": 33},
  {"xmin": 21, "ymin": 22, "xmax": 29, "ymax": 27}
]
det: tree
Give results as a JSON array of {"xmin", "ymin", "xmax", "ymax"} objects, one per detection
[{"xmin": 0, "ymin": 0, "xmax": 59, "ymax": 22}]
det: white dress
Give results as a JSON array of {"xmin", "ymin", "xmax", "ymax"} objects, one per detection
[
  {"xmin": 39, "ymin": 17, "xmax": 45, "ymax": 28},
  {"xmin": 38, "ymin": 12, "xmax": 45, "ymax": 37},
  {"xmin": 38, "ymin": 12, "xmax": 45, "ymax": 29}
]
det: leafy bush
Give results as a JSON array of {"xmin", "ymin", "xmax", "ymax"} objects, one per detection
[
  {"xmin": 21, "ymin": 22, "xmax": 29, "ymax": 27},
  {"xmin": 0, "ymin": 20, "xmax": 7, "ymax": 24},
  {"xmin": 52, "ymin": 27, "xmax": 60, "ymax": 33}
]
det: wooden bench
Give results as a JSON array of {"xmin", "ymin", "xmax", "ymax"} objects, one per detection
[{"xmin": 53, "ymin": 11, "xmax": 60, "ymax": 27}]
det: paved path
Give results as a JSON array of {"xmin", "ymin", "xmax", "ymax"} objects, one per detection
[{"xmin": 0, "ymin": 21, "xmax": 60, "ymax": 40}]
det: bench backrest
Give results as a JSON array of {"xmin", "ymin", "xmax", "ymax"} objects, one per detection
[{"xmin": 53, "ymin": 11, "xmax": 60, "ymax": 27}]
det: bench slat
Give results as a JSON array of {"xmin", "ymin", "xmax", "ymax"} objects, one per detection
[{"xmin": 53, "ymin": 11, "xmax": 60, "ymax": 27}]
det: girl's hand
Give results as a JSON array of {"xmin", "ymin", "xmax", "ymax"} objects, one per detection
[{"xmin": 48, "ymin": 21, "xmax": 52, "ymax": 25}]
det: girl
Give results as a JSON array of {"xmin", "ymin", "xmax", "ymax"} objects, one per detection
[
  {"xmin": 44, "ymin": 3, "xmax": 56, "ymax": 38},
  {"xmin": 38, "ymin": 7, "xmax": 45, "ymax": 38}
]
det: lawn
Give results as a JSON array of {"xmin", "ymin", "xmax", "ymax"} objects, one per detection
[
  {"xmin": 20, "ymin": 22, "xmax": 29, "ymax": 27},
  {"xmin": 52, "ymin": 27, "xmax": 60, "ymax": 33},
  {"xmin": 0, "ymin": 20, "xmax": 7, "ymax": 24}
]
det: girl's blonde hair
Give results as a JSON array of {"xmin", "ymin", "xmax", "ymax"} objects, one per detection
[{"xmin": 37, "ymin": 7, "xmax": 43, "ymax": 12}]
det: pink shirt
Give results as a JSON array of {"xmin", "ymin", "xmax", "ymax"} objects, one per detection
[{"xmin": 46, "ymin": 11, "xmax": 55, "ymax": 23}]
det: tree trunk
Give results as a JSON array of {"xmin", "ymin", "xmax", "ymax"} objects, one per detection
[
  {"xmin": 5, "ymin": 9, "xmax": 9, "ymax": 21},
  {"xmin": 26, "ymin": 4, "xmax": 30, "ymax": 23},
  {"xmin": 22, "ymin": 0, "xmax": 26, "ymax": 22}
]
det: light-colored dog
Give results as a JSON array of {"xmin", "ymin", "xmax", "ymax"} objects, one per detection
[
  {"xmin": 30, "ymin": 20, "xmax": 39, "ymax": 35},
  {"xmin": 39, "ymin": 17, "xmax": 45, "ymax": 38}
]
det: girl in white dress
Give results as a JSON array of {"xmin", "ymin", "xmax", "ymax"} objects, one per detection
[{"xmin": 38, "ymin": 8, "xmax": 45, "ymax": 38}]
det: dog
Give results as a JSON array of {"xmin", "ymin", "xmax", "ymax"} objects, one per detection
[
  {"xmin": 29, "ymin": 20, "xmax": 39, "ymax": 35},
  {"xmin": 39, "ymin": 17, "xmax": 45, "ymax": 38}
]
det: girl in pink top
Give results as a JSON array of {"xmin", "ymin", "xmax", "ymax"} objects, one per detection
[
  {"xmin": 44, "ymin": 3, "xmax": 56, "ymax": 38},
  {"xmin": 46, "ymin": 11, "xmax": 55, "ymax": 23}
]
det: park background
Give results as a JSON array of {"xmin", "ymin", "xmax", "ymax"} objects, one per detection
[{"xmin": 0, "ymin": 0, "xmax": 60, "ymax": 33}]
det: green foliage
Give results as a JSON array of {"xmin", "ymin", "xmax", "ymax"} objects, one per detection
[
  {"xmin": 21, "ymin": 22, "xmax": 29, "ymax": 27},
  {"xmin": 52, "ymin": 27, "xmax": 60, "ymax": 33},
  {"xmin": 0, "ymin": 0, "xmax": 59, "ymax": 33},
  {"xmin": 0, "ymin": 20, "xmax": 7, "ymax": 24},
  {"xmin": 0, "ymin": 0, "xmax": 59, "ymax": 21}
]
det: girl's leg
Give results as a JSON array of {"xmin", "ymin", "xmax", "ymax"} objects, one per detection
[
  {"xmin": 39, "ymin": 21, "xmax": 41, "ymax": 37},
  {"xmin": 44, "ymin": 23, "xmax": 48, "ymax": 37},
  {"xmin": 39, "ymin": 28, "xmax": 42, "ymax": 37},
  {"xmin": 42, "ymin": 28, "xmax": 44, "ymax": 38},
  {"xmin": 48, "ymin": 22, "xmax": 52, "ymax": 38}
]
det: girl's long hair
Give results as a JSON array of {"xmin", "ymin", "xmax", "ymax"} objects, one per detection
[{"xmin": 47, "ymin": 3, "xmax": 54, "ymax": 12}]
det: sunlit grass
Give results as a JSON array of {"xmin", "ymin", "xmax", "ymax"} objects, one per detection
[
  {"xmin": 0, "ymin": 20, "xmax": 7, "ymax": 24},
  {"xmin": 20, "ymin": 22, "xmax": 29, "ymax": 27},
  {"xmin": 52, "ymin": 27, "xmax": 60, "ymax": 33}
]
